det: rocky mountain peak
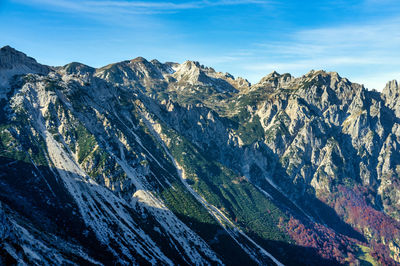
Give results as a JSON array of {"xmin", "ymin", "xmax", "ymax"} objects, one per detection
[
  {"xmin": 63, "ymin": 62, "xmax": 95, "ymax": 76},
  {"xmin": 299, "ymin": 70, "xmax": 360, "ymax": 95},
  {"xmin": 129, "ymin": 56, "xmax": 167, "ymax": 77},
  {"xmin": 4, "ymin": 46, "xmax": 400, "ymax": 265},
  {"xmin": 128, "ymin": 56, "xmax": 157, "ymax": 71},
  {"xmin": 185, "ymin": 60, "xmax": 201, "ymax": 68},
  {"xmin": 177, "ymin": 60, "xmax": 217, "ymax": 73},
  {"xmin": 267, "ymin": 70, "xmax": 280, "ymax": 78},
  {"xmin": 94, "ymin": 56, "xmax": 169, "ymax": 85},
  {"xmin": 150, "ymin": 59, "xmax": 175, "ymax": 75},
  {"xmin": 0, "ymin": 45, "xmax": 16, "ymax": 60},
  {"xmin": 173, "ymin": 60, "xmax": 211, "ymax": 86},
  {"xmin": 302, "ymin": 70, "xmax": 343, "ymax": 85},
  {"xmin": 226, "ymin": 76, "xmax": 251, "ymax": 91},
  {"xmin": 0, "ymin": 45, "xmax": 49, "ymax": 88},
  {"xmin": 252, "ymin": 71, "xmax": 294, "ymax": 90},
  {"xmin": 382, "ymin": 80, "xmax": 399, "ymax": 98},
  {"xmin": 382, "ymin": 80, "xmax": 400, "ymax": 115},
  {"xmin": 171, "ymin": 61, "xmax": 240, "ymax": 93},
  {"xmin": 0, "ymin": 46, "xmax": 44, "ymax": 70},
  {"xmin": 130, "ymin": 56, "xmax": 148, "ymax": 63},
  {"xmin": 303, "ymin": 69, "xmax": 326, "ymax": 79}
]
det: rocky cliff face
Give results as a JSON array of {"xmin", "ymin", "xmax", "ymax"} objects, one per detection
[
  {"xmin": 1, "ymin": 46, "xmax": 400, "ymax": 265},
  {"xmin": 0, "ymin": 46, "xmax": 49, "ymax": 90}
]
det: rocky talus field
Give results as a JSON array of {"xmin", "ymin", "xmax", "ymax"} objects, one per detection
[{"xmin": 1, "ymin": 45, "xmax": 400, "ymax": 265}]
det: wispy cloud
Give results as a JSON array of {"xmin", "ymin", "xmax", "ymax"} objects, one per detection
[
  {"xmin": 255, "ymin": 18, "xmax": 400, "ymax": 59},
  {"xmin": 240, "ymin": 18, "xmax": 400, "ymax": 89},
  {"xmin": 9, "ymin": 0, "xmax": 400, "ymax": 90},
  {"xmin": 13, "ymin": 0, "xmax": 271, "ymax": 15}
]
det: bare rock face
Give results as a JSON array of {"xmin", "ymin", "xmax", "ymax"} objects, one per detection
[
  {"xmin": 171, "ymin": 60, "xmax": 239, "ymax": 93},
  {"xmin": 2, "ymin": 45, "xmax": 400, "ymax": 265},
  {"xmin": 0, "ymin": 46, "xmax": 49, "ymax": 88},
  {"xmin": 252, "ymin": 71, "xmax": 294, "ymax": 91},
  {"xmin": 62, "ymin": 62, "xmax": 95, "ymax": 76},
  {"xmin": 383, "ymin": 80, "xmax": 400, "ymax": 116},
  {"xmin": 382, "ymin": 80, "xmax": 399, "ymax": 100},
  {"xmin": 0, "ymin": 204, "xmax": 14, "ymax": 242}
]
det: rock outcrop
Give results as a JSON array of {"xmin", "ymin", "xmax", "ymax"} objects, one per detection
[
  {"xmin": 1, "ymin": 45, "xmax": 400, "ymax": 265},
  {"xmin": 0, "ymin": 46, "xmax": 49, "ymax": 89}
]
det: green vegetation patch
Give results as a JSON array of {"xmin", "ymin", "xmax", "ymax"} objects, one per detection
[
  {"xmin": 162, "ymin": 125, "xmax": 291, "ymax": 244},
  {"xmin": 231, "ymin": 109, "xmax": 265, "ymax": 145},
  {"xmin": 76, "ymin": 124, "xmax": 97, "ymax": 164},
  {"xmin": 44, "ymin": 79, "xmax": 63, "ymax": 92},
  {"xmin": 356, "ymin": 244, "xmax": 378, "ymax": 266}
]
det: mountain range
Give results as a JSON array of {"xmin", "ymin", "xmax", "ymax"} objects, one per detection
[{"xmin": 1, "ymin": 45, "xmax": 400, "ymax": 265}]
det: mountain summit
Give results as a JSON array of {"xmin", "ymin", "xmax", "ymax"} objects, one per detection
[
  {"xmin": 1, "ymin": 46, "xmax": 400, "ymax": 265},
  {"xmin": 0, "ymin": 46, "xmax": 49, "ymax": 88}
]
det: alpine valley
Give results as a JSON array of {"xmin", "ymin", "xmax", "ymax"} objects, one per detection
[{"xmin": 1, "ymin": 45, "xmax": 400, "ymax": 265}]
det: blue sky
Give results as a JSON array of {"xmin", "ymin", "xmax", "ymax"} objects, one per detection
[{"xmin": 1, "ymin": 0, "xmax": 400, "ymax": 89}]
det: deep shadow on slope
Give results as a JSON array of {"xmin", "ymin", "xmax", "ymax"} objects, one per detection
[
  {"xmin": 0, "ymin": 156, "xmax": 347, "ymax": 265},
  {"xmin": 151, "ymin": 91, "xmax": 366, "ymax": 244},
  {"xmin": 0, "ymin": 155, "xmax": 261, "ymax": 265},
  {"xmin": 258, "ymin": 168, "xmax": 365, "ymax": 243},
  {"xmin": 172, "ymin": 212, "xmax": 342, "ymax": 266},
  {"xmin": 0, "ymin": 156, "xmax": 151, "ymax": 265},
  {"xmin": 255, "ymin": 142, "xmax": 367, "ymax": 243}
]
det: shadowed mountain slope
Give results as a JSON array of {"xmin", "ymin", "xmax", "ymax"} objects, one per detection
[{"xmin": 1, "ymin": 46, "xmax": 400, "ymax": 265}]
